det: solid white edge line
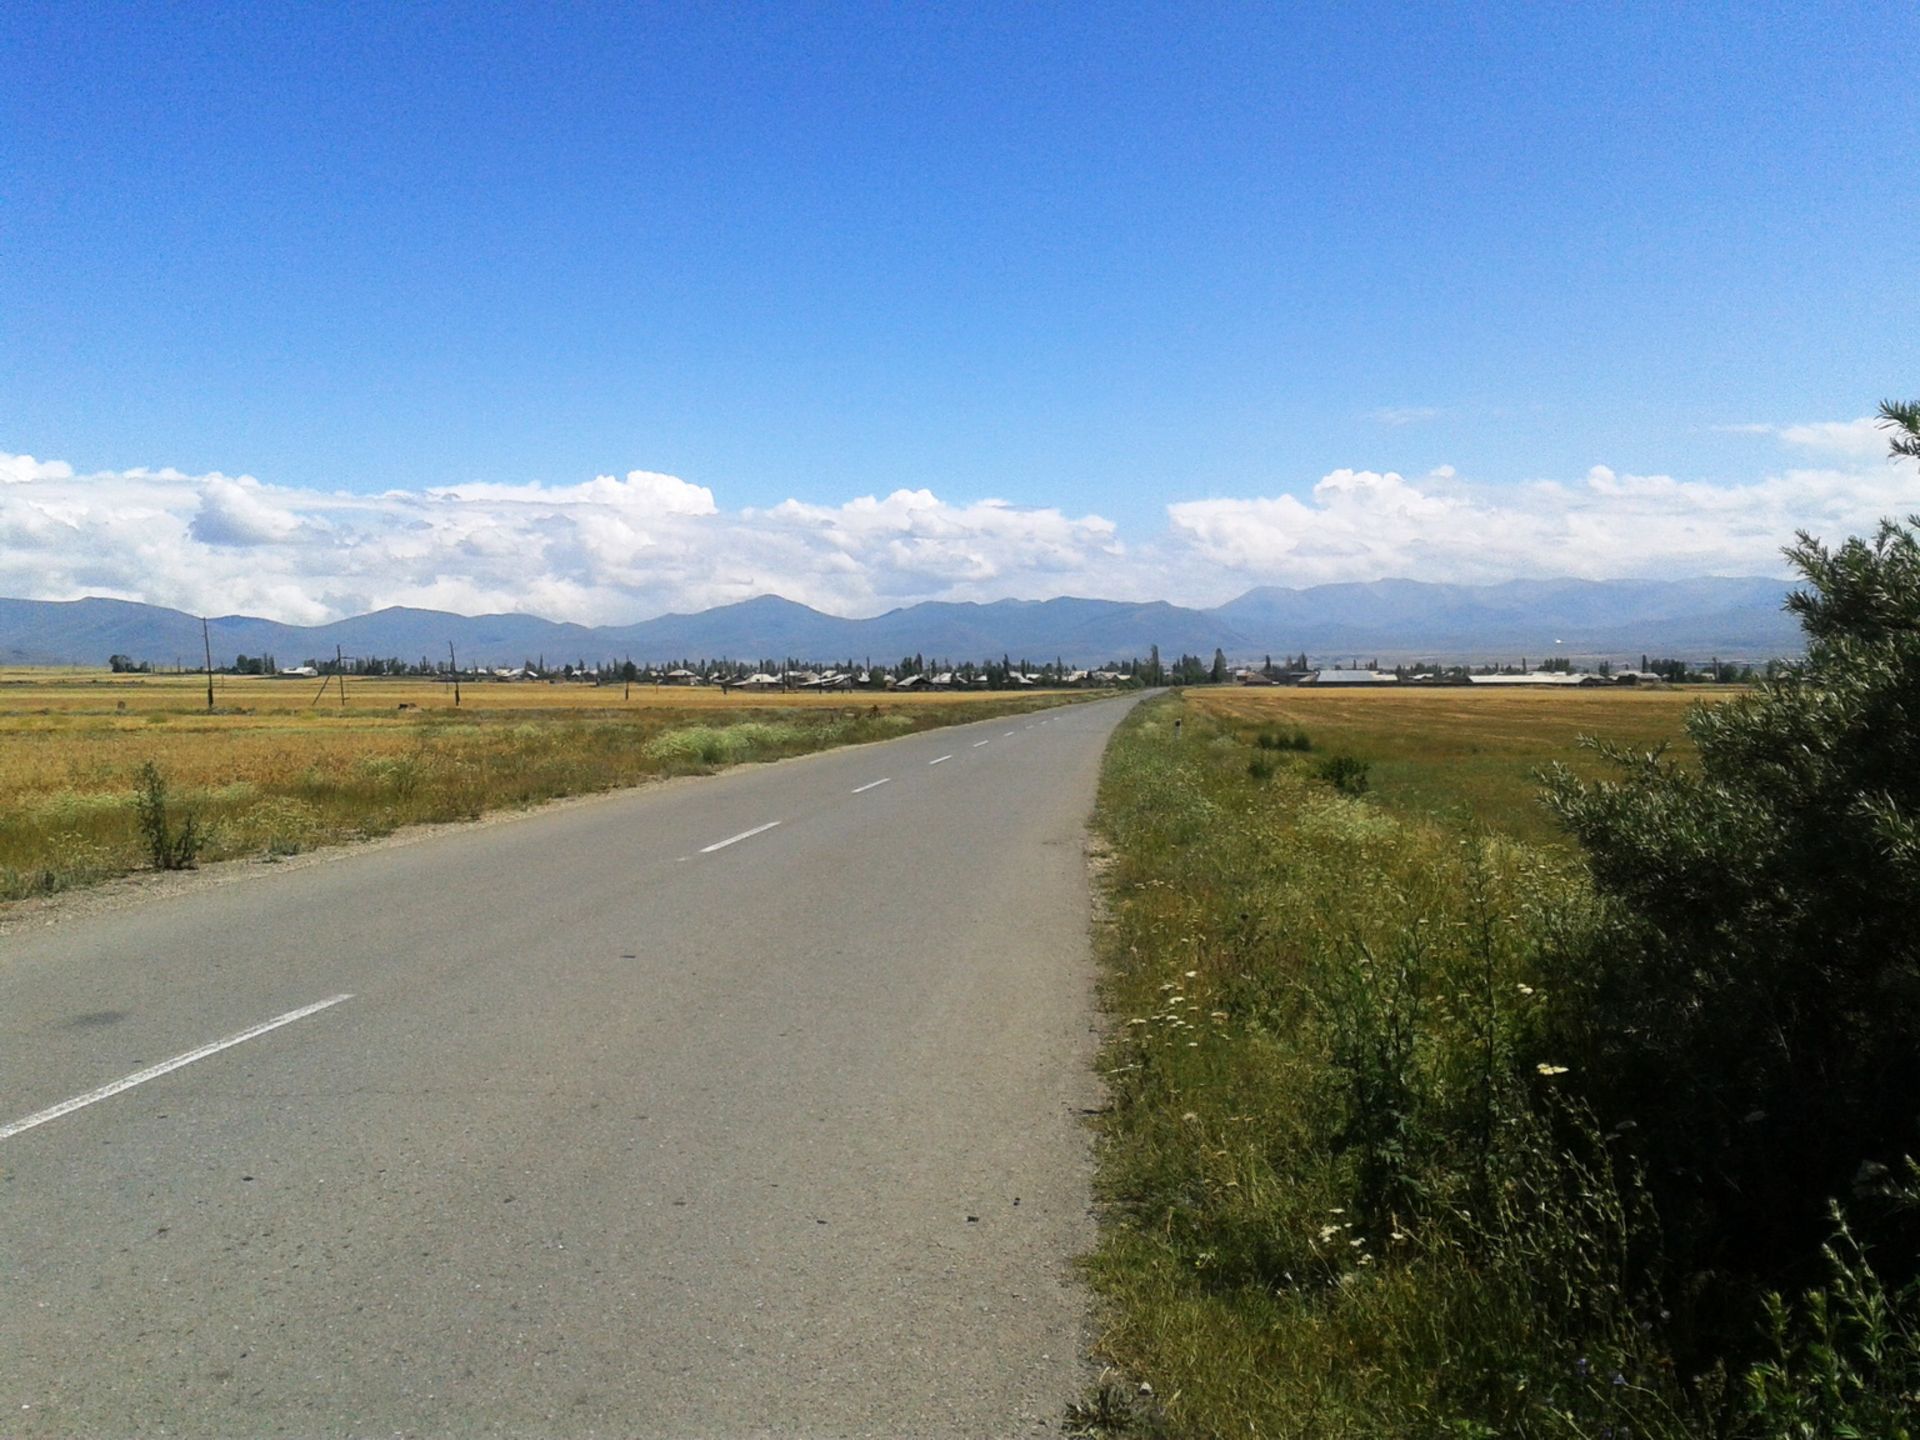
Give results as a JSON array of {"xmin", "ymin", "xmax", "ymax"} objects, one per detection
[
  {"xmin": 0, "ymin": 994, "xmax": 355, "ymax": 1143},
  {"xmin": 699, "ymin": 820, "xmax": 782, "ymax": 853},
  {"xmin": 851, "ymin": 778, "xmax": 892, "ymax": 794},
  {"xmin": 928, "ymin": 754, "xmax": 952, "ymax": 765}
]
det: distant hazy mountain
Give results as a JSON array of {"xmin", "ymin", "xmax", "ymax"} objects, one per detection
[
  {"xmin": 1212, "ymin": 576, "xmax": 1802, "ymax": 658},
  {"xmin": 0, "ymin": 598, "xmax": 604, "ymax": 670},
  {"xmin": 0, "ymin": 576, "xmax": 1802, "ymax": 669}
]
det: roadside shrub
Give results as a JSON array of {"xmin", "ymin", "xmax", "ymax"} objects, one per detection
[
  {"xmin": 133, "ymin": 760, "xmax": 200, "ymax": 870},
  {"xmin": 1316, "ymin": 753, "xmax": 1371, "ymax": 794},
  {"xmin": 1541, "ymin": 514, "xmax": 1920, "ymax": 1349},
  {"xmin": 645, "ymin": 724, "xmax": 735, "ymax": 766},
  {"xmin": 1246, "ymin": 755, "xmax": 1276, "ymax": 780},
  {"xmin": 644, "ymin": 720, "xmax": 813, "ymax": 767},
  {"xmin": 1255, "ymin": 727, "xmax": 1311, "ymax": 752}
]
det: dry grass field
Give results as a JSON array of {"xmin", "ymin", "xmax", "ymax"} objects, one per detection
[
  {"xmin": 1187, "ymin": 683, "xmax": 1732, "ymax": 847},
  {"xmin": 0, "ymin": 669, "xmax": 1094, "ymax": 901},
  {"xmin": 0, "ymin": 667, "xmax": 1063, "ymax": 714}
]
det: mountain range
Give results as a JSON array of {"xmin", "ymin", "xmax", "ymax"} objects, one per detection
[{"xmin": 0, "ymin": 577, "xmax": 1803, "ymax": 670}]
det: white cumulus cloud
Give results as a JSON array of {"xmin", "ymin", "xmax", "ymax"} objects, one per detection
[
  {"xmin": 191, "ymin": 475, "xmax": 309, "ymax": 546},
  {"xmin": 0, "ymin": 456, "xmax": 1135, "ymax": 623},
  {"xmin": 1, "ymin": 418, "xmax": 1911, "ymax": 623},
  {"xmin": 1717, "ymin": 416, "xmax": 1889, "ymax": 460},
  {"xmin": 1167, "ymin": 440, "xmax": 1916, "ymax": 592}
]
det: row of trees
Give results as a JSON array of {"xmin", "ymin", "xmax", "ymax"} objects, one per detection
[
  {"xmin": 110, "ymin": 638, "xmax": 1792, "ymax": 690},
  {"xmin": 1640, "ymin": 654, "xmax": 1765, "ymax": 683},
  {"xmin": 107, "ymin": 646, "xmax": 1797, "ymax": 687}
]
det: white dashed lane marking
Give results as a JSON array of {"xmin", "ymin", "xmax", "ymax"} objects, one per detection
[
  {"xmin": 0, "ymin": 995, "xmax": 355, "ymax": 1143},
  {"xmin": 700, "ymin": 821, "xmax": 782, "ymax": 854}
]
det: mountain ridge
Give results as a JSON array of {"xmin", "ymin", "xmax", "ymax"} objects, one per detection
[{"xmin": 0, "ymin": 577, "xmax": 1803, "ymax": 669}]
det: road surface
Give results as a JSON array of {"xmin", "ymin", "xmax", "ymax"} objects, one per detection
[{"xmin": 0, "ymin": 693, "xmax": 1141, "ymax": 1438}]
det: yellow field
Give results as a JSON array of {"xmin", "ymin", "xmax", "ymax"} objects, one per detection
[
  {"xmin": 0, "ymin": 668, "xmax": 1050, "ymax": 715},
  {"xmin": 0, "ymin": 668, "xmax": 1095, "ymax": 901},
  {"xmin": 1187, "ymin": 683, "xmax": 1732, "ymax": 846}
]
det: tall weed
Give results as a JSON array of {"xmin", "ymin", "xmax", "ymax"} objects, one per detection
[
  {"xmin": 1743, "ymin": 1203, "xmax": 1920, "ymax": 1440},
  {"xmin": 133, "ymin": 761, "xmax": 200, "ymax": 870}
]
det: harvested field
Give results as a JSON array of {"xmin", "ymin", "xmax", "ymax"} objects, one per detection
[{"xmin": 1187, "ymin": 683, "xmax": 1733, "ymax": 846}]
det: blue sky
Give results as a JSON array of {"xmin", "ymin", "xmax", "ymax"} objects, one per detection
[{"xmin": 3, "ymin": 3, "xmax": 1916, "ymax": 622}]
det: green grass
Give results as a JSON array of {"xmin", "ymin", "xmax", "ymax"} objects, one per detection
[{"xmin": 1081, "ymin": 695, "xmax": 1691, "ymax": 1438}]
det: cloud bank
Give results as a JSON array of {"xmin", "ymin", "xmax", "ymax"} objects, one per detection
[
  {"xmin": 0, "ymin": 454, "xmax": 1131, "ymax": 624},
  {"xmin": 2, "ymin": 419, "xmax": 1910, "ymax": 623}
]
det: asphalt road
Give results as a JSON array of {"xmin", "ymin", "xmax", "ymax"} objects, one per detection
[{"xmin": 0, "ymin": 693, "xmax": 1141, "ymax": 1438}]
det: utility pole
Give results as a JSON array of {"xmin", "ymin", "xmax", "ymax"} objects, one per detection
[
  {"xmin": 449, "ymin": 641, "xmax": 461, "ymax": 707},
  {"xmin": 336, "ymin": 645, "xmax": 347, "ymax": 710},
  {"xmin": 624, "ymin": 653, "xmax": 632, "ymax": 700},
  {"xmin": 201, "ymin": 617, "xmax": 215, "ymax": 712}
]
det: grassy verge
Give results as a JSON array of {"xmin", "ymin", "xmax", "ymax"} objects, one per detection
[
  {"xmin": 1081, "ymin": 693, "xmax": 1691, "ymax": 1437},
  {"xmin": 0, "ymin": 689, "xmax": 1095, "ymax": 902},
  {"xmin": 1082, "ymin": 690, "xmax": 1920, "ymax": 1437}
]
